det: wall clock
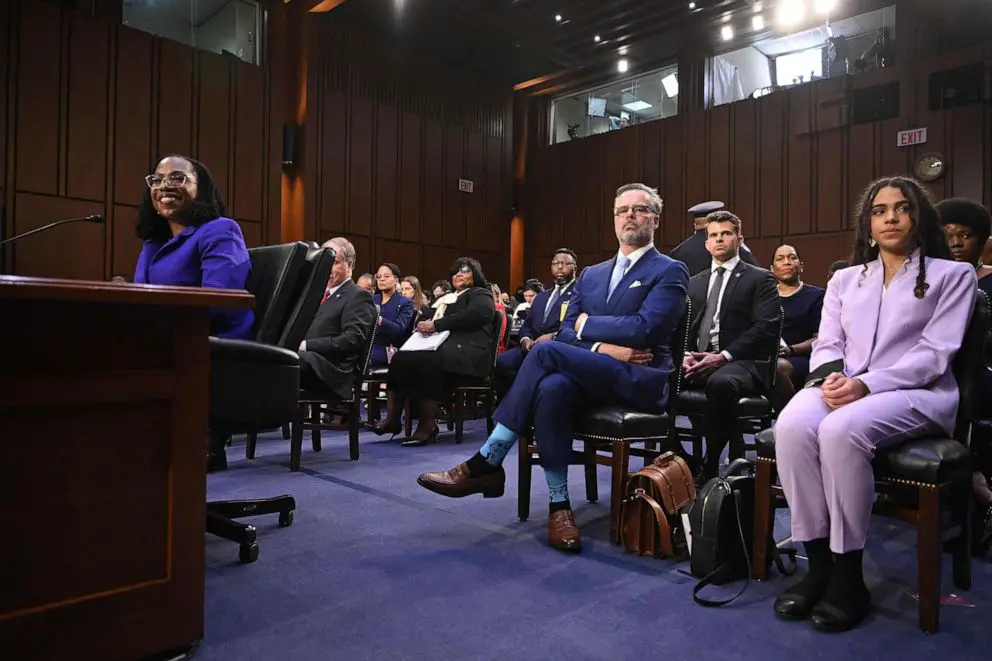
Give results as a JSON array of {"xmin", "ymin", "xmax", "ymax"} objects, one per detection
[{"xmin": 914, "ymin": 152, "xmax": 946, "ymax": 182}]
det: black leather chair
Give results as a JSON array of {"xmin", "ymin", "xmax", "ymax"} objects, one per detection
[
  {"xmin": 751, "ymin": 295, "xmax": 989, "ymax": 632},
  {"xmin": 517, "ymin": 298, "xmax": 693, "ymax": 543},
  {"xmin": 245, "ymin": 242, "xmax": 335, "ymax": 459},
  {"xmin": 673, "ymin": 306, "xmax": 783, "ymax": 466},
  {"xmin": 207, "ymin": 241, "xmax": 331, "ymax": 563}
]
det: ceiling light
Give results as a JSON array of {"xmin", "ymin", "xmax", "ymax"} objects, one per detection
[
  {"xmin": 753, "ymin": 1, "xmax": 763, "ymax": 11},
  {"xmin": 752, "ymin": 14, "xmax": 764, "ymax": 30},
  {"xmin": 814, "ymin": 0, "xmax": 838, "ymax": 13},
  {"xmin": 623, "ymin": 100, "xmax": 652, "ymax": 112},
  {"xmin": 618, "ymin": 45, "xmax": 628, "ymax": 55},
  {"xmin": 617, "ymin": 59, "xmax": 629, "ymax": 73},
  {"xmin": 554, "ymin": 13, "xmax": 562, "ymax": 22},
  {"xmin": 661, "ymin": 73, "xmax": 679, "ymax": 97},
  {"xmin": 720, "ymin": 25, "xmax": 734, "ymax": 41},
  {"xmin": 688, "ymin": 2, "xmax": 696, "ymax": 8},
  {"xmin": 777, "ymin": 0, "xmax": 804, "ymax": 26},
  {"xmin": 594, "ymin": 35, "xmax": 601, "ymax": 42}
]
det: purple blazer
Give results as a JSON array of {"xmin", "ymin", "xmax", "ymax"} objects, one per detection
[
  {"xmin": 134, "ymin": 216, "xmax": 255, "ymax": 339},
  {"xmin": 812, "ymin": 252, "xmax": 976, "ymax": 435}
]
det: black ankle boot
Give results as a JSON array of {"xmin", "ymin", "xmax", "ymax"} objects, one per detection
[
  {"xmin": 809, "ymin": 550, "xmax": 871, "ymax": 633},
  {"xmin": 774, "ymin": 538, "xmax": 832, "ymax": 620}
]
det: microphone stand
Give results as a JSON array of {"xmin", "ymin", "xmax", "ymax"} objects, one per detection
[{"xmin": 0, "ymin": 214, "xmax": 106, "ymax": 247}]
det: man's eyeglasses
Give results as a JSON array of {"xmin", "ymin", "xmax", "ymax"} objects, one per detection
[
  {"xmin": 614, "ymin": 204, "xmax": 654, "ymax": 216},
  {"xmin": 551, "ymin": 260, "xmax": 575, "ymax": 268},
  {"xmin": 146, "ymin": 171, "xmax": 193, "ymax": 189}
]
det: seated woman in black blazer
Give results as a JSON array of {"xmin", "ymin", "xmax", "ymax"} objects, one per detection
[{"xmin": 372, "ymin": 257, "xmax": 496, "ymax": 446}]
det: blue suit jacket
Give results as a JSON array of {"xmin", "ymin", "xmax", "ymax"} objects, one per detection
[
  {"xmin": 519, "ymin": 281, "xmax": 576, "ymax": 341},
  {"xmin": 371, "ymin": 292, "xmax": 415, "ymax": 365},
  {"xmin": 556, "ymin": 247, "xmax": 689, "ymax": 409},
  {"xmin": 134, "ymin": 216, "xmax": 254, "ymax": 339}
]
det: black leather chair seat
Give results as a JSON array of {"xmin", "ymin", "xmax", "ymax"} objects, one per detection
[
  {"xmin": 679, "ymin": 389, "xmax": 771, "ymax": 417},
  {"xmin": 755, "ymin": 427, "xmax": 971, "ymax": 485},
  {"xmin": 573, "ymin": 405, "xmax": 670, "ymax": 441},
  {"xmin": 210, "ymin": 338, "xmax": 301, "ymax": 431}
]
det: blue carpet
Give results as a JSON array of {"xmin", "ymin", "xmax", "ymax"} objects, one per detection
[{"xmin": 201, "ymin": 422, "xmax": 989, "ymax": 660}]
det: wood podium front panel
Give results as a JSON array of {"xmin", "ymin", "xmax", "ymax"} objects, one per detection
[{"xmin": 0, "ymin": 283, "xmax": 228, "ymax": 660}]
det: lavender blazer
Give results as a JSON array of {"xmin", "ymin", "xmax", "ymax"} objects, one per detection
[{"xmin": 812, "ymin": 252, "xmax": 976, "ymax": 435}]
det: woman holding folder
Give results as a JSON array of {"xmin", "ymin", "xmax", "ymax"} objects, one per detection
[{"xmin": 370, "ymin": 257, "xmax": 496, "ymax": 446}]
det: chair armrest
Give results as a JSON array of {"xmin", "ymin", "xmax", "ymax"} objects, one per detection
[{"xmin": 210, "ymin": 337, "xmax": 300, "ymax": 366}]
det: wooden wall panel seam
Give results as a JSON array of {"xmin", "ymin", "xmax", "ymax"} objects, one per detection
[
  {"xmin": 104, "ymin": 22, "xmax": 117, "ymax": 279},
  {"xmin": 57, "ymin": 7, "xmax": 68, "ymax": 197},
  {"xmin": 3, "ymin": 0, "xmax": 17, "ymax": 264}
]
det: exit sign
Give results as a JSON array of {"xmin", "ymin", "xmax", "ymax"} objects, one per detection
[
  {"xmin": 458, "ymin": 179, "xmax": 474, "ymax": 193},
  {"xmin": 896, "ymin": 127, "xmax": 928, "ymax": 147}
]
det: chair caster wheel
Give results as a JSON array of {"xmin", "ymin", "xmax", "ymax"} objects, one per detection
[
  {"xmin": 279, "ymin": 510, "xmax": 294, "ymax": 527},
  {"xmin": 239, "ymin": 542, "xmax": 259, "ymax": 563}
]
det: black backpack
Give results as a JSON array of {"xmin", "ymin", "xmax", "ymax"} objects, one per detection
[{"xmin": 687, "ymin": 459, "xmax": 795, "ymax": 607}]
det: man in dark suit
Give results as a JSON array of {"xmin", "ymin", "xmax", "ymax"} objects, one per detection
[
  {"xmin": 669, "ymin": 201, "xmax": 759, "ymax": 276},
  {"xmin": 683, "ymin": 211, "xmax": 780, "ymax": 479},
  {"xmin": 494, "ymin": 247, "xmax": 578, "ymax": 395},
  {"xmin": 417, "ymin": 183, "xmax": 689, "ymax": 552},
  {"xmin": 297, "ymin": 237, "xmax": 377, "ymax": 401}
]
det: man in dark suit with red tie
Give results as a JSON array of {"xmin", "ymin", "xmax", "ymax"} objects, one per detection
[{"xmin": 297, "ymin": 237, "xmax": 377, "ymax": 400}]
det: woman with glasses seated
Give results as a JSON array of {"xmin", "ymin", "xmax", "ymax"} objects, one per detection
[
  {"xmin": 370, "ymin": 258, "xmax": 496, "ymax": 446},
  {"xmin": 370, "ymin": 262, "xmax": 415, "ymax": 368},
  {"xmin": 133, "ymin": 154, "xmax": 254, "ymax": 340}
]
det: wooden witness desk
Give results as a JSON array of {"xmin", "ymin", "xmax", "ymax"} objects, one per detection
[{"xmin": 0, "ymin": 276, "xmax": 254, "ymax": 661}]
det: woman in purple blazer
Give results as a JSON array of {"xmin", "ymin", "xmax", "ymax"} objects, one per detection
[
  {"xmin": 772, "ymin": 177, "xmax": 976, "ymax": 632},
  {"xmin": 133, "ymin": 155, "xmax": 254, "ymax": 339}
]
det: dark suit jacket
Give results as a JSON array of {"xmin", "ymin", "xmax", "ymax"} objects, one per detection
[
  {"xmin": 687, "ymin": 261, "xmax": 781, "ymax": 388},
  {"xmin": 557, "ymin": 247, "xmax": 689, "ymax": 412},
  {"xmin": 299, "ymin": 279, "xmax": 377, "ymax": 400},
  {"xmin": 371, "ymin": 292, "xmax": 415, "ymax": 365},
  {"xmin": 669, "ymin": 231, "xmax": 759, "ymax": 277},
  {"xmin": 519, "ymin": 281, "xmax": 576, "ymax": 342},
  {"xmin": 433, "ymin": 286, "xmax": 497, "ymax": 380}
]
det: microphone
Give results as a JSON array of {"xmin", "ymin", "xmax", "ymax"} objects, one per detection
[{"xmin": 0, "ymin": 214, "xmax": 105, "ymax": 246}]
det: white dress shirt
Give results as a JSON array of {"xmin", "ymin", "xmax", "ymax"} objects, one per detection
[
  {"xmin": 577, "ymin": 243, "xmax": 654, "ymax": 346},
  {"xmin": 704, "ymin": 255, "xmax": 740, "ymax": 361}
]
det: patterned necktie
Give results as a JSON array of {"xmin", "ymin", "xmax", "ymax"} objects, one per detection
[
  {"xmin": 607, "ymin": 255, "xmax": 631, "ymax": 300},
  {"xmin": 320, "ymin": 289, "xmax": 331, "ymax": 305},
  {"xmin": 542, "ymin": 286, "xmax": 560, "ymax": 325},
  {"xmin": 697, "ymin": 266, "xmax": 725, "ymax": 352}
]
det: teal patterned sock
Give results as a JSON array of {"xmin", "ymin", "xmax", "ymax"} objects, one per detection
[
  {"xmin": 545, "ymin": 467, "xmax": 570, "ymax": 503},
  {"xmin": 479, "ymin": 423, "xmax": 518, "ymax": 467}
]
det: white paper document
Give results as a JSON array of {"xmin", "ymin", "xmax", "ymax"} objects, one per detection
[{"xmin": 399, "ymin": 330, "xmax": 450, "ymax": 352}]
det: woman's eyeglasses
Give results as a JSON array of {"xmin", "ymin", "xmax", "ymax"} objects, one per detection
[
  {"xmin": 451, "ymin": 266, "xmax": 473, "ymax": 276},
  {"xmin": 145, "ymin": 172, "xmax": 193, "ymax": 189}
]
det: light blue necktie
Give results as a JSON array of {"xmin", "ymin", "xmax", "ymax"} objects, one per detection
[
  {"xmin": 607, "ymin": 255, "xmax": 631, "ymax": 300},
  {"xmin": 542, "ymin": 286, "xmax": 560, "ymax": 325}
]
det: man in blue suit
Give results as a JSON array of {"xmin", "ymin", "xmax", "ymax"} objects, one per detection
[
  {"xmin": 494, "ymin": 248, "xmax": 578, "ymax": 395},
  {"xmin": 418, "ymin": 183, "xmax": 689, "ymax": 552}
]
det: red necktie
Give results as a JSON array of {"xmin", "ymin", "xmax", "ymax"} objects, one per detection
[{"xmin": 320, "ymin": 289, "xmax": 331, "ymax": 304}]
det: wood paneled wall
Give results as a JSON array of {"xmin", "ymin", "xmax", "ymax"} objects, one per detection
[
  {"xmin": 302, "ymin": 16, "xmax": 514, "ymax": 289},
  {"xmin": 0, "ymin": 0, "xmax": 281, "ymax": 279},
  {"xmin": 523, "ymin": 56, "xmax": 992, "ymax": 288}
]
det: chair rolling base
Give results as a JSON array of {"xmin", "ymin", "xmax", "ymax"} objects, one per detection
[{"xmin": 206, "ymin": 495, "xmax": 296, "ymax": 563}]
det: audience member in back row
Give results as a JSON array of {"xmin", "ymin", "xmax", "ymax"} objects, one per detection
[
  {"xmin": 826, "ymin": 259, "xmax": 850, "ymax": 282},
  {"xmin": 134, "ymin": 154, "xmax": 254, "ymax": 339},
  {"xmin": 936, "ymin": 196, "xmax": 992, "ymax": 553},
  {"xmin": 773, "ymin": 176, "xmax": 975, "ymax": 633},
  {"xmin": 371, "ymin": 258, "xmax": 496, "ymax": 446},
  {"xmin": 357, "ymin": 273, "xmax": 376, "ymax": 294},
  {"xmin": 770, "ymin": 244, "xmax": 825, "ymax": 409},
  {"xmin": 400, "ymin": 275, "xmax": 433, "ymax": 323},
  {"xmin": 431, "ymin": 279, "xmax": 453, "ymax": 303},
  {"xmin": 370, "ymin": 262, "xmax": 415, "ymax": 368}
]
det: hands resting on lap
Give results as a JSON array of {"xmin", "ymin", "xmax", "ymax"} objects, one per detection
[
  {"xmin": 575, "ymin": 313, "xmax": 652, "ymax": 364},
  {"xmin": 682, "ymin": 352, "xmax": 727, "ymax": 382},
  {"xmin": 819, "ymin": 372, "xmax": 868, "ymax": 409}
]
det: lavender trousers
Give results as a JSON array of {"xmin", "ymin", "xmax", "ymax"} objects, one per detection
[{"xmin": 775, "ymin": 387, "xmax": 940, "ymax": 553}]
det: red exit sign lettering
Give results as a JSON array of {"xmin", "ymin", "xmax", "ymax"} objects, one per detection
[{"xmin": 896, "ymin": 128, "xmax": 928, "ymax": 147}]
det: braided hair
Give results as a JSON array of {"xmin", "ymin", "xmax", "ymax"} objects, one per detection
[{"xmin": 851, "ymin": 176, "xmax": 949, "ymax": 299}]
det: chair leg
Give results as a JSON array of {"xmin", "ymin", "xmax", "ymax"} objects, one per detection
[
  {"xmin": 583, "ymin": 442, "xmax": 598, "ymax": 504},
  {"xmin": 404, "ymin": 400, "xmax": 414, "ymax": 438},
  {"xmin": 453, "ymin": 392, "xmax": 464, "ymax": 444},
  {"xmin": 349, "ymin": 400, "xmax": 360, "ymax": 461},
  {"xmin": 310, "ymin": 404, "xmax": 322, "ymax": 452},
  {"xmin": 290, "ymin": 403, "xmax": 305, "ymax": 472},
  {"xmin": 281, "ymin": 422, "xmax": 290, "ymax": 440},
  {"xmin": 246, "ymin": 431, "xmax": 257, "ymax": 460},
  {"xmin": 610, "ymin": 440, "xmax": 630, "ymax": 545},
  {"xmin": 952, "ymin": 480, "xmax": 972, "ymax": 590},
  {"xmin": 917, "ymin": 485, "xmax": 942, "ymax": 633},
  {"xmin": 752, "ymin": 458, "xmax": 776, "ymax": 580},
  {"xmin": 518, "ymin": 437, "xmax": 532, "ymax": 522}
]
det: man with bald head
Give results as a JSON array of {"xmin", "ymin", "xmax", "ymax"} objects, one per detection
[
  {"xmin": 297, "ymin": 237, "xmax": 377, "ymax": 398},
  {"xmin": 770, "ymin": 244, "xmax": 825, "ymax": 407}
]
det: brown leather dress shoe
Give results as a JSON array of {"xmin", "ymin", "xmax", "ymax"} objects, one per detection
[
  {"xmin": 417, "ymin": 463, "xmax": 505, "ymax": 499},
  {"xmin": 548, "ymin": 509, "xmax": 582, "ymax": 553}
]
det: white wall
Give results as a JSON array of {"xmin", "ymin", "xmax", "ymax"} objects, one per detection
[
  {"xmin": 197, "ymin": 0, "xmax": 258, "ymax": 64},
  {"xmin": 717, "ymin": 46, "xmax": 773, "ymax": 101}
]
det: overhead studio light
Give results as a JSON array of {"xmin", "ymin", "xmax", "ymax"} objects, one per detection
[
  {"xmin": 777, "ymin": 0, "xmax": 805, "ymax": 26},
  {"xmin": 752, "ymin": 14, "xmax": 764, "ymax": 30},
  {"xmin": 617, "ymin": 59, "xmax": 629, "ymax": 73},
  {"xmin": 555, "ymin": 13, "xmax": 562, "ymax": 22},
  {"xmin": 594, "ymin": 35, "xmax": 601, "ymax": 42},
  {"xmin": 661, "ymin": 73, "xmax": 679, "ymax": 97},
  {"xmin": 814, "ymin": 0, "xmax": 838, "ymax": 14},
  {"xmin": 623, "ymin": 100, "xmax": 652, "ymax": 111},
  {"xmin": 720, "ymin": 25, "xmax": 734, "ymax": 41}
]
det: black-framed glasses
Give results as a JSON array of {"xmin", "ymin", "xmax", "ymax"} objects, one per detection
[
  {"xmin": 614, "ymin": 204, "xmax": 654, "ymax": 216},
  {"xmin": 145, "ymin": 171, "xmax": 194, "ymax": 189},
  {"xmin": 451, "ymin": 265, "xmax": 473, "ymax": 276}
]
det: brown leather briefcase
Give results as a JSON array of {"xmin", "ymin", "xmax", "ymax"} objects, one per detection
[{"xmin": 619, "ymin": 451, "xmax": 696, "ymax": 558}]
